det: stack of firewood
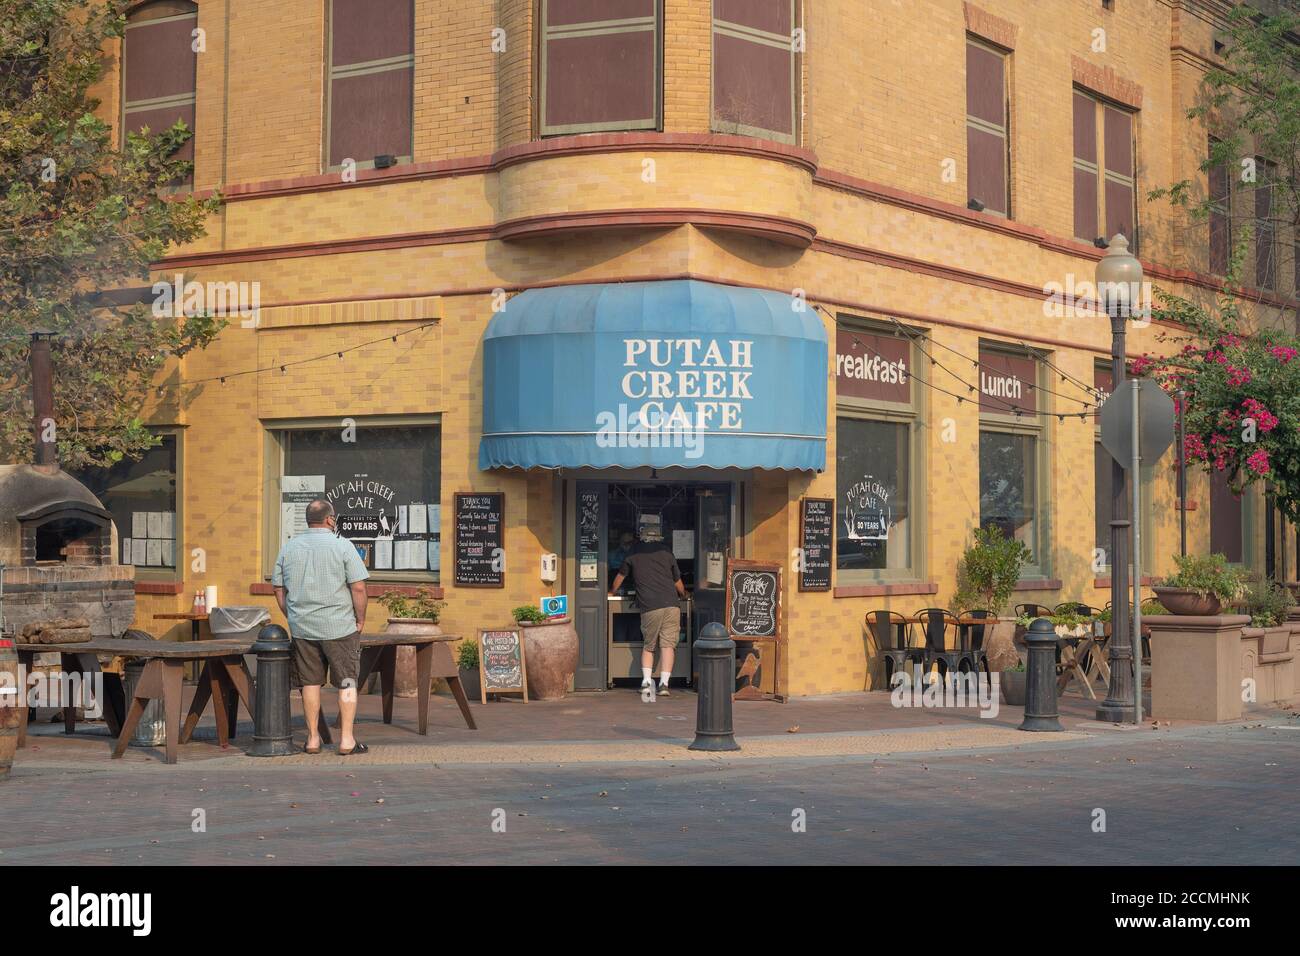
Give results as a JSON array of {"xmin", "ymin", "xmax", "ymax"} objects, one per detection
[{"xmin": 17, "ymin": 617, "xmax": 92, "ymax": 644}]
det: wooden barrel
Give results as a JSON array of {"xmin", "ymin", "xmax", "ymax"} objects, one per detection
[{"xmin": 0, "ymin": 638, "xmax": 19, "ymax": 781}]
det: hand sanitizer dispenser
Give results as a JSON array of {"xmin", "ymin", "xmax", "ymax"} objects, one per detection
[{"xmin": 540, "ymin": 552, "xmax": 558, "ymax": 583}]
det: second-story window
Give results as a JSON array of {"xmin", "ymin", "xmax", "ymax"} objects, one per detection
[
  {"xmin": 966, "ymin": 37, "xmax": 1010, "ymax": 216},
  {"xmin": 539, "ymin": 0, "xmax": 661, "ymax": 136},
  {"xmin": 122, "ymin": 1, "xmax": 198, "ymax": 188},
  {"xmin": 1208, "ymin": 136, "xmax": 1231, "ymax": 276},
  {"xmin": 1255, "ymin": 157, "xmax": 1277, "ymax": 290},
  {"xmin": 1073, "ymin": 89, "xmax": 1136, "ymax": 248},
  {"xmin": 711, "ymin": 0, "xmax": 798, "ymax": 144},
  {"xmin": 326, "ymin": 0, "xmax": 413, "ymax": 171}
]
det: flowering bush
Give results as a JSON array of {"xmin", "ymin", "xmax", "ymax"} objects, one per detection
[{"xmin": 1135, "ymin": 277, "xmax": 1300, "ymax": 524}]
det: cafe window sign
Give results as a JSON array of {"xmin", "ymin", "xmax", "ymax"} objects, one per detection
[
  {"xmin": 835, "ymin": 327, "xmax": 911, "ymax": 406},
  {"xmin": 276, "ymin": 423, "xmax": 441, "ymax": 578},
  {"xmin": 979, "ymin": 348, "xmax": 1037, "ymax": 415}
]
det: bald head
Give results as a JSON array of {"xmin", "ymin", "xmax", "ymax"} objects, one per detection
[{"xmin": 305, "ymin": 498, "xmax": 334, "ymax": 527}]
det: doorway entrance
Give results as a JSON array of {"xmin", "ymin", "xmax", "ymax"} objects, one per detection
[{"xmin": 571, "ymin": 479, "xmax": 738, "ymax": 690}]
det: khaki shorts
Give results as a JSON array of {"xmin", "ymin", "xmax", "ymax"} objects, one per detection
[
  {"xmin": 641, "ymin": 606, "xmax": 681, "ymax": 653},
  {"xmin": 291, "ymin": 633, "xmax": 361, "ymax": 689}
]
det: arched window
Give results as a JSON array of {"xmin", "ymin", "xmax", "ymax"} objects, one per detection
[
  {"xmin": 122, "ymin": 1, "xmax": 198, "ymax": 187},
  {"xmin": 327, "ymin": 0, "xmax": 414, "ymax": 170}
]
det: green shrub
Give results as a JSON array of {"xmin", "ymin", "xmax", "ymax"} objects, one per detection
[
  {"xmin": 455, "ymin": 638, "xmax": 479, "ymax": 670},
  {"xmin": 1241, "ymin": 572, "xmax": 1295, "ymax": 628},
  {"xmin": 377, "ymin": 587, "xmax": 445, "ymax": 622},
  {"xmin": 952, "ymin": 526, "xmax": 1033, "ymax": 616},
  {"xmin": 512, "ymin": 604, "xmax": 546, "ymax": 624},
  {"xmin": 1158, "ymin": 553, "xmax": 1246, "ymax": 604}
]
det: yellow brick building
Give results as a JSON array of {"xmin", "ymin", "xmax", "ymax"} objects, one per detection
[{"xmin": 86, "ymin": 0, "xmax": 1297, "ymax": 697}]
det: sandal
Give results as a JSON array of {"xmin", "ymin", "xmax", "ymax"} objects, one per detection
[
  {"xmin": 303, "ymin": 740, "xmax": 322, "ymax": 755},
  {"xmin": 338, "ymin": 741, "xmax": 369, "ymax": 756}
]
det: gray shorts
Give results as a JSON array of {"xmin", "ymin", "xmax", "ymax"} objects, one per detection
[
  {"xmin": 640, "ymin": 607, "xmax": 680, "ymax": 652},
  {"xmin": 291, "ymin": 633, "xmax": 361, "ymax": 689}
]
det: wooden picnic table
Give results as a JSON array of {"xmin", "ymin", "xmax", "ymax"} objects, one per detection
[
  {"xmin": 312, "ymin": 632, "xmax": 477, "ymax": 745},
  {"xmin": 14, "ymin": 637, "xmax": 253, "ymax": 765}
]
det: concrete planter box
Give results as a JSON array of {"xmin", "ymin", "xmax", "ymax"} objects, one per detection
[
  {"xmin": 1000, "ymin": 671, "xmax": 1026, "ymax": 706},
  {"xmin": 1147, "ymin": 614, "xmax": 1250, "ymax": 722},
  {"xmin": 1241, "ymin": 624, "xmax": 1295, "ymax": 707}
]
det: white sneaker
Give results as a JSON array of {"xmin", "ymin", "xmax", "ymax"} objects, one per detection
[{"xmin": 640, "ymin": 678, "xmax": 656, "ymax": 701}]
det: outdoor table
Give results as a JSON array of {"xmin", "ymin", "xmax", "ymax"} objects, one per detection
[
  {"xmin": 1055, "ymin": 631, "xmax": 1111, "ymax": 699},
  {"xmin": 12, "ymin": 642, "xmax": 126, "ymax": 749},
  {"xmin": 902, "ymin": 615, "xmax": 990, "ymax": 650},
  {"xmin": 14, "ymin": 637, "xmax": 253, "ymax": 764},
  {"xmin": 312, "ymin": 632, "xmax": 477, "ymax": 745},
  {"xmin": 153, "ymin": 612, "xmax": 210, "ymax": 681}
]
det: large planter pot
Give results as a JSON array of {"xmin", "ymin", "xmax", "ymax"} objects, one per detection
[
  {"xmin": 1000, "ymin": 671, "xmax": 1026, "ymax": 706},
  {"xmin": 983, "ymin": 619, "xmax": 1020, "ymax": 671},
  {"xmin": 382, "ymin": 617, "xmax": 442, "ymax": 697},
  {"xmin": 519, "ymin": 617, "xmax": 578, "ymax": 700},
  {"xmin": 1152, "ymin": 587, "xmax": 1222, "ymax": 616},
  {"xmin": 457, "ymin": 666, "xmax": 481, "ymax": 701}
]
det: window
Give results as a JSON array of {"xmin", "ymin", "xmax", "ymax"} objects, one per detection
[
  {"xmin": 1209, "ymin": 469, "xmax": 1245, "ymax": 564},
  {"xmin": 978, "ymin": 345, "xmax": 1049, "ymax": 576},
  {"xmin": 1208, "ymin": 136, "xmax": 1230, "ymax": 275},
  {"xmin": 271, "ymin": 422, "xmax": 440, "ymax": 579},
  {"xmin": 1073, "ymin": 90, "xmax": 1136, "ymax": 247},
  {"xmin": 326, "ymin": 0, "xmax": 413, "ymax": 170},
  {"xmin": 711, "ymin": 0, "xmax": 798, "ymax": 143},
  {"xmin": 966, "ymin": 37, "xmax": 1010, "ymax": 216},
  {"xmin": 1255, "ymin": 157, "xmax": 1277, "ymax": 290},
  {"xmin": 122, "ymin": 1, "xmax": 198, "ymax": 188},
  {"xmin": 539, "ymin": 0, "xmax": 661, "ymax": 136},
  {"xmin": 834, "ymin": 319, "xmax": 923, "ymax": 582},
  {"xmin": 76, "ymin": 431, "xmax": 180, "ymax": 575}
]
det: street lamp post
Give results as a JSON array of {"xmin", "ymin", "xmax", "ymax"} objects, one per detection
[{"xmin": 1096, "ymin": 235, "xmax": 1142, "ymax": 723}]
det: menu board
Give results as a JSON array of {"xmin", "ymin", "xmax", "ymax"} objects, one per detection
[
  {"xmin": 799, "ymin": 498, "xmax": 833, "ymax": 591},
  {"xmin": 725, "ymin": 559, "xmax": 782, "ymax": 640},
  {"xmin": 454, "ymin": 492, "xmax": 505, "ymax": 587},
  {"xmin": 578, "ymin": 490, "xmax": 601, "ymax": 584},
  {"xmin": 478, "ymin": 628, "xmax": 528, "ymax": 703}
]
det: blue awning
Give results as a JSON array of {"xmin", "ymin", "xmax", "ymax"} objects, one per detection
[{"xmin": 480, "ymin": 280, "xmax": 827, "ymax": 472}]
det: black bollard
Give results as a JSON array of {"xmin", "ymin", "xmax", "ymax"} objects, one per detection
[
  {"xmin": 1018, "ymin": 617, "xmax": 1063, "ymax": 732},
  {"xmin": 248, "ymin": 624, "xmax": 295, "ymax": 756},
  {"xmin": 689, "ymin": 622, "xmax": 740, "ymax": 751}
]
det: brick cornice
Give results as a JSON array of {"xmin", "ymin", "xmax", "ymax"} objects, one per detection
[
  {"xmin": 495, "ymin": 208, "xmax": 817, "ymax": 248},
  {"xmin": 964, "ymin": 2, "xmax": 1018, "ymax": 49},
  {"xmin": 1070, "ymin": 54, "xmax": 1144, "ymax": 109}
]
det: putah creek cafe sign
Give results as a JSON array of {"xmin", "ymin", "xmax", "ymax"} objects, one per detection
[
  {"xmin": 616, "ymin": 337, "xmax": 756, "ymax": 432},
  {"xmin": 979, "ymin": 347, "xmax": 1038, "ymax": 415}
]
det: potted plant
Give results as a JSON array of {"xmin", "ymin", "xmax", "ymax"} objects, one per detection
[
  {"xmin": 999, "ymin": 660, "xmax": 1026, "ymax": 705},
  {"xmin": 1152, "ymin": 553, "xmax": 1245, "ymax": 616},
  {"xmin": 1240, "ymin": 572, "xmax": 1296, "ymax": 655},
  {"xmin": 455, "ymin": 637, "xmax": 481, "ymax": 701},
  {"xmin": 512, "ymin": 604, "xmax": 577, "ymax": 700},
  {"xmin": 378, "ymin": 588, "xmax": 446, "ymax": 697},
  {"xmin": 1095, "ymin": 600, "xmax": 1165, "ymax": 639},
  {"xmin": 952, "ymin": 526, "xmax": 1033, "ymax": 671}
]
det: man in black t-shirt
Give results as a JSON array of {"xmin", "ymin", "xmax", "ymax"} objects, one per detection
[{"xmin": 609, "ymin": 530, "xmax": 687, "ymax": 697}]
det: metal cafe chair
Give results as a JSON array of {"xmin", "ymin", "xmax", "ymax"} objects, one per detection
[
  {"xmin": 866, "ymin": 610, "xmax": 924, "ymax": 688},
  {"xmin": 1102, "ymin": 600, "xmax": 1152, "ymax": 662},
  {"xmin": 914, "ymin": 608, "xmax": 966, "ymax": 679},
  {"xmin": 962, "ymin": 609, "xmax": 994, "ymax": 678}
]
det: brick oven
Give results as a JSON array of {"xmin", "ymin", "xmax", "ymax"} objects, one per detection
[{"xmin": 0, "ymin": 332, "xmax": 135, "ymax": 639}]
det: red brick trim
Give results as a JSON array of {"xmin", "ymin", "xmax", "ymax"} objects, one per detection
[
  {"xmin": 1014, "ymin": 579, "xmax": 1063, "ymax": 592},
  {"xmin": 1093, "ymin": 576, "xmax": 1159, "ymax": 589},
  {"xmin": 833, "ymin": 581, "xmax": 939, "ymax": 598},
  {"xmin": 494, "ymin": 132, "xmax": 819, "ymax": 175},
  {"xmin": 1071, "ymin": 54, "xmax": 1143, "ymax": 110},
  {"xmin": 495, "ymin": 208, "xmax": 816, "ymax": 248},
  {"xmin": 163, "ymin": 225, "xmax": 492, "ymax": 269},
  {"xmin": 964, "ymin": 2, "xmax": 1018, "ymax": 49},
  {"xmin": 249, "ymin": 582, "xmax": 444, "ymax": 599},
  {"xmin": 135, "ymin": 580, "xmax": 184, "ymax": 595},
  {"xmin": 1179, "ymin": 499, "xmax": 1198, "ymax": 511}
]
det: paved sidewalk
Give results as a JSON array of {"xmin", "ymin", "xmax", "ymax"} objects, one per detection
[{"xmin": 7, "ymin": 682, "xmax": 1192, "ymax": 767}]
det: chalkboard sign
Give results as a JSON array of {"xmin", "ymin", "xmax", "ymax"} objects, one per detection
[
  {"xmin": 725, "ymin": 559, "xmax": 782, "ymax": 640},
  {"xmin": 477, "ymin": 628, "xmax": 528, "ymax": 703},
  {"xmin": 454, "ymin": 492, "xmax": 505, "ymax": 587},
  {"xmin": 578, "ymin": 490, "xmax": 601, "ymax": 585},
  {"xmin": 799, "ymin": 498, "xmax": 833, "ymax": 591}
]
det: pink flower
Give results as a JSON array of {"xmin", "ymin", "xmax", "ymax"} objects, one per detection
[
  {"xmin": 1247, "ymin": 449, "xmax": 1270, "ymax": 475},
  {"xmin": 1240, "ymin": 398, "xmax": 1278, "ymax": 433},
  {"xmin": 1269, "ymin": 345, "xmax": 1298, "ymax": 364}
]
